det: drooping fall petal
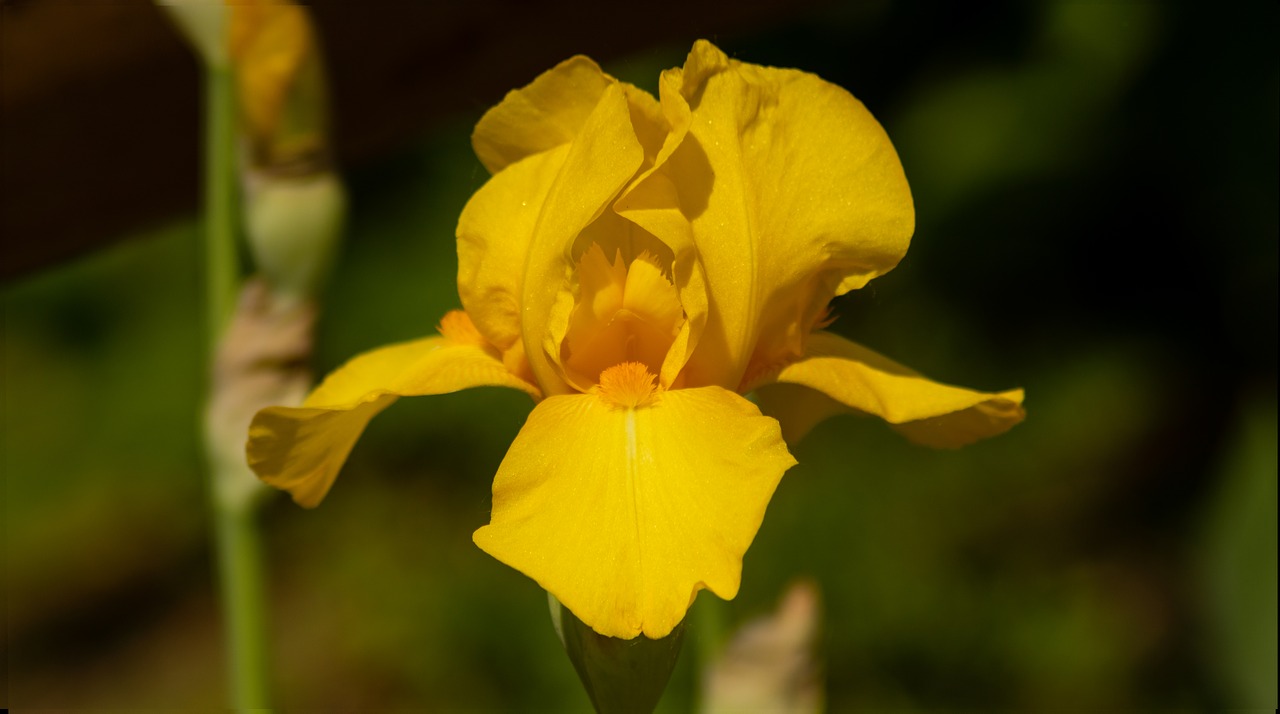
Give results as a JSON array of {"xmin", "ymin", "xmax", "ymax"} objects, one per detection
[
  {"xmin": 642, "ymin": 40, "xmax": 915, "ymax": 390},
  {"xmin": 247, "ymin": 312, "xmax": 539, "ymax": 507},
  {"xmin": 474, "ymin": 365, "xmax": 796, "ymax": 639},
  {"xmin": 753, "ymin": 331, "xmax": 1024, "ymax": 447}
]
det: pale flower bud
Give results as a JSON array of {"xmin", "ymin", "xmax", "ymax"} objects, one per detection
[{"xmin": 243, "ymin": 168, "xmax": 346, "ymax": 304}]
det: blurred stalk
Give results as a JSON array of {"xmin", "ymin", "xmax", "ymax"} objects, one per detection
[
  {"xmin": 162, "ymin": 2, "xmax": 274, "ymax": 705},
  {"xmin": 168, "ymin": 1, "xmax": 341, "ymax": 708},
  {"xmin": 203, "ymin": 56, "xmax": 272, "ymax": 711},
  {"xmin": 205, "ymin": 64, "xmax": 238, "ymax": 353},
  {"xmin": 213, "ymin": 494, "xmax": 270, "ymax": 708}
]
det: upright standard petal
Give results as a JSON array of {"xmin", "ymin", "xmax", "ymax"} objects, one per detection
[
  {"xmin": 753, "ymin": 331, "xmax": 1024, "ymax": 448},
  {"xmin": 462, "ymin": 59, "xmax": 667, "ymax": 355},
  {"xmin": 472, "ymin": 55, "xmax": 614, "ymax": 174},
  {"xmin": 614, "ymin": 69, "xmax": 707, "ymax": 390},
  {"xmin": 655, "ymin": 40, "xmax": 915, "ymax": 390},
  {"xmin": 247, "ymin": 311, "xmax": 540, "ymax": 507},
  {"xmin": 519, "ymin": 82, "xmax": 648, "ymax": 396},
  {"xmin": 474, "ymin": 367, "xmax": 796, "ymax": 639},
  {"xmin": 457, "ymin": 145, "xmax": 569, "ymax": 351}
]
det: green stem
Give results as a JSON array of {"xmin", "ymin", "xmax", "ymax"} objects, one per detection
[
  {"xmin": 203, "ymin": 63, "xmax": 271, "ymax": 709},
  {"xmin": 205, "ymin": 65, "xmax": 238, "ymax": 346},
  {"xmin": 694, "ymin": 595, "xmax": 727, "ymax": 700},
  {"xmin": 214, "ymin": 500, "xmax": 271, "ymax": 709}
]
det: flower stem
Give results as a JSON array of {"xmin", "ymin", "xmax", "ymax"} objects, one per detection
[
  {"xmin": 213, "ymin": 500, "xmax": 271, "ymax": 708},
  {"xmin": 694, "ymin": 595, "xmax": 727, "ymax": 677},
  {"xmin": 205, "ymin": 64, "xmax": 238, "ymax": 344},
  {"xmin": 204, "ymin": 62, "xmax": 272, "ymax": 709}
]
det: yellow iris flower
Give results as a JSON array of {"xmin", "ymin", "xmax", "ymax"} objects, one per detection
[{"xmin": 246, "ymin": 40, "xmax": 1025, "ymax": 640}]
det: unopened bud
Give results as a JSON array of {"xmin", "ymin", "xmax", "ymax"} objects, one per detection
[
  {"xmin": 243, "ymin": 169, "xmax": 345, "ymax": 303},
  {"xmin": 229, "ymin": 0, "xmax": 330, "ymax": 171}
]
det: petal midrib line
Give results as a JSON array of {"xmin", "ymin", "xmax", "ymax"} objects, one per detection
[{"xmin": 624, "ymin": 407, "xmax": 644, "ymax": 614}]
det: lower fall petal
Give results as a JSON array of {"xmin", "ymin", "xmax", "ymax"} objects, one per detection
[
  {"xmin": 247, "ymin": 312, "xmax": 540, "ymax": 507},
  {"xmin": 755, "ymin": 331, "xmax": 1024, "ymax": 448},
  {"xmin": 473, "ymin": 382, "xmax": 796, "ymax": 639}
]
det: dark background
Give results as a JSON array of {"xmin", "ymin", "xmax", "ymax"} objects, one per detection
[{"xmin": 3, "ymin": 0, "xmax": 1276, "ymax": 709}]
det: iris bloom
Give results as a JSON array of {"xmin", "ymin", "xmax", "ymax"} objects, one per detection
[{"xmin": 247, "ymin": 41, "xmax": 1024, "ymax": 640}]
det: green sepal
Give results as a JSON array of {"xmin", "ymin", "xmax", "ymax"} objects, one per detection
[{"xmin": 550, "ymin": 593, "xmax": 685, "ymax": 714}]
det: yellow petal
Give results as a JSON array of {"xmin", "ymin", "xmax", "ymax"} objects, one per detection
[
  {"xmin": 622, "ymin": 253, "xmax": 684, "ymax": 341},
  {"xmin": 645, "ymin": 40, "xmax": 915, "ymax": 389},
  {"xmin": 457, "ymin": 145, "xmax": 569, "ymax": 350},
  {"xmin": 247, "ymin": 312, "xmax": 540, "ymax": 507},
  {"xmin": 229, "ymin": 1, "xmax": 309, "ymax": 139},
  {"xmin": 466, "ymin": 58, "xmax": 691, "ymax": 395},
  {"xmin": 472, "ymin": 55, "xmax": 614, "ymax": 174},
  {"xmin": 575, "ymin": 244, "xmax": 628, "ymax": 325},
  {"xmin": 614, "ymin": 176, "xmax": 707, "ymax": 391},
  {"xmin": 754, "ymin": 331, "xmax": 1024, "ymax": 447},
  {"xmin": 227, "ymin": 0, "xmax": 327, "ymax": 167},
  {"xmin": 519, "ymin": 82, "xmax": 648, "ymax": 396},
  {"xmin": 565, "ymin": 204, "xmax": 702, "ymax": 389},
  {"xmin": 614, "ymin": 69, "xmax": 706, "ymax": 390},
  {"xmin": 474, "ymin": 377, "xmax": 796, "ymax": 639},
  {"xmin": 621, "ymin": 83, "xmax": 668, "ymax": 169},
  {"xmin": 560, "ymin": 246, "xmax": 685, "ymax": 388}
]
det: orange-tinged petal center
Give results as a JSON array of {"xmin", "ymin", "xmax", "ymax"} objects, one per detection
[{"xmin": 561, "ymin": 244, "xmax": 684, "ymax": 388}]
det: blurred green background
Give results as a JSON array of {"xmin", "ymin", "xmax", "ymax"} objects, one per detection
[{"xmin": 3, "ymin": 1, "xmax": 1276, "ymax": 710}]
